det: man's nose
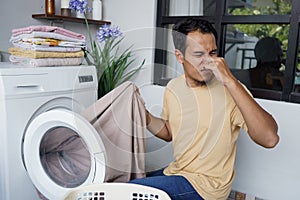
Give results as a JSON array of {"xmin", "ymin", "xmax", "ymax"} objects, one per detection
[{"xmin": 201, "ymin": 55, "xmax": 214, "ymax": 64}]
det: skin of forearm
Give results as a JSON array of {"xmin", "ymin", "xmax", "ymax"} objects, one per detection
[
  {"xmin": 225, "ymin": 78, "xmax": 279, "ymax": 148},
  {"xmin": 146, "ymin": 110, "xmax": 172, "ymax": 142}
]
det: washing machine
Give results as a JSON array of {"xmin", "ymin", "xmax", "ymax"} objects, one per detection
[{"xmin": 0, "ymin": 63, "xmax": 106, "ymax": 200}]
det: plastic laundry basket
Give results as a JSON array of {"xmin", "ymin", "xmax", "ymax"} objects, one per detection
[{"xmin": 63, "ymin": 182, "xmax": 172, "ymax": 200}]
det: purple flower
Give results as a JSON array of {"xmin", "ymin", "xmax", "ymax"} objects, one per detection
[
  {"xmin": 96, "ymin": 24, "xmax": 122, "ymax": 43},
  {"xmin": 69, "ymin": 0, "xmax": 88, "ymax": 13}
]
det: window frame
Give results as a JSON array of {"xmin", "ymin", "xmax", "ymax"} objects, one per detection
[{"xmin": 154, "ymin": 0, "xmax": 300, "ymax": 103}]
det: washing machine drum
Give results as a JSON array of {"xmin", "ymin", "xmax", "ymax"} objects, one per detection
[{"xmin": 23, "ymin": 109, "xmax": 106, "ymax": 200}]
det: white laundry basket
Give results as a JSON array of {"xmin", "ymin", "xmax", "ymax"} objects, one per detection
[{"xmin": 64, "ymin": 182, "xmax": 171, "ymax": 200}]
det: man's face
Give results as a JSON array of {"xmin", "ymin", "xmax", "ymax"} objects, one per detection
[{"xmin": 180, "ymin": 31, "xmax": 217, "ymax": 87}]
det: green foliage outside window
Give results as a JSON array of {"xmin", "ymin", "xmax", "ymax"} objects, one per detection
[
  {"xmin": 231, "ymin": 0, "xmax": 291, "ymax": 54},
  {"xmin": 230, "ymin": 0, "xmax": 300, "ymax": 70}
]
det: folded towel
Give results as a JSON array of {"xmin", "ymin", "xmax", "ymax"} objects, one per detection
[
  {"xmin": 11, "ymin": 41, "xmax": 82, "ymax": 52},
  {"xmin": 9, "ymin": 55, "xmax": 82, "ymax": 67},
  {"xmin": 12, "ymin": 39, "xmax": 85, "ymax": 49},
  {"xmin": 8, "ymin": 47, "xmax": 84, "ymax": 59},
  {"xmin": 12, "ymin": 25, "xmax": 85, "ymax": 40},
  {"xmin": 23, "ymin": 38, "xmax": 61, "ymax": 46},
  {"xmin": 10, "ymin": 31, "xmax": 86, "ymax": 43},
  {"xmin": 21, "ymin": 38, "xmax": 85, "ymax": 47}
]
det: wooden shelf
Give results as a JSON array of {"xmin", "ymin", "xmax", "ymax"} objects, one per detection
[{"xmin": 32, "ymin": 14, "xmax": 111, "ymax": 25}]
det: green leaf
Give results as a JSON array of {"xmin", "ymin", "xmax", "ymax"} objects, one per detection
[{"xmin": 83, "ymin": 19, "xmax": 145, "ymax": 98}]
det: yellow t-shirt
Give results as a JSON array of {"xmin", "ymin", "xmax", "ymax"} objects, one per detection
[{"xmin": 162, "ymin": 75, "xmax": 248, "ymax": 200}]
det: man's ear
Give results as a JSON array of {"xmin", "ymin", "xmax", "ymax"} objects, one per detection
[{"xmin": 175, "ymin": 49, "xmax": 184, "ymax": 64}]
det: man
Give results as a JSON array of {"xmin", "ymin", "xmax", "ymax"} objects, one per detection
[{"xmin": 130, "ymin": 18, "xmax": 279, "ymax": 200}]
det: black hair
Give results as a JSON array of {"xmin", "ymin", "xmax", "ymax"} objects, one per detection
[{"xmin": 172, "ymin": 17, "xmax": 218, "ymax": 55}]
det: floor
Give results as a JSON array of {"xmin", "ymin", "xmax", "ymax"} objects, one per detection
[{"xmin": 227, "ymin": 190, "xmax": 266, "ymax": 200}]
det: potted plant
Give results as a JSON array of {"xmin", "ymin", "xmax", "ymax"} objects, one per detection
[{"xmin": 69, "ymin": 0, "xmax": 145, "ymax": 98}]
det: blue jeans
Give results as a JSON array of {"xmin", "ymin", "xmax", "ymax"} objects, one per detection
[{"xmin": 129, "ymin": 169, "xmax": 204, "ymax": 200}]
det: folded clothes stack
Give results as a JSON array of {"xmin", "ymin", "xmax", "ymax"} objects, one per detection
[{"xmin": 8, "ymin": 25, "xmax": 86, "ymax": 67}]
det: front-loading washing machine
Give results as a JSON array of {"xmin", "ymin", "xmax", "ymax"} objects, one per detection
[{"xmin": 0, "ymin": 63, "xmax": 106, "ymax": 200}]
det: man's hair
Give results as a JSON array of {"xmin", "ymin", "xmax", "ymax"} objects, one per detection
[{"xmin": 172, "ymin": 17, "xmax": 218, "ymax": 55}]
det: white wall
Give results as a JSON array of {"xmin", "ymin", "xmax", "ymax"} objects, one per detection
[
  {"xmin": 232, "ymin": 99, "xmax": 300, "ymax": 200},
  {"xmin": 104, "ymin": 0, "xmax": 156, "ymax": 87},
  {"xmin": 0, "ymin": 0, "xmax": 156, "ymax": 86}
]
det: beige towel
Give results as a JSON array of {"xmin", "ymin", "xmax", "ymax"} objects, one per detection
[
  {"xmin": 81, "ymin": 81, "xmax": 147, "ymax": 182},
  {"xmin": 9, "ymin": 55, "xmax": 82, "ymax": 67},
  {"xmin": 8, "ymin": 47, "xmax": 84, "ymax": 58}
]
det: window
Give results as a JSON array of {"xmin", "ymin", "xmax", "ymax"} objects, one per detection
[
  {"xmin": 290, "ymin": 28, "xmax": 300, "ymax": 102},
  {"xmin": 168, "ymin": 0, "xmax": 215, "ymax": 16},
  {"xmin": 154, "ymin": 0, "xmax": 300, "ymax": 103},
  {"xmin": 224, "ymin": 24, "xmax": 289, "ymax": 93},
  {"xmin": 227, "ymin": 0, "xmax": 292, "ymax": 16}
]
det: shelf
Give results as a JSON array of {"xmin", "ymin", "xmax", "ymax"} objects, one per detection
[{"xmin": 32, "ymin": 14, "xmax": 111, "ymax": 26}]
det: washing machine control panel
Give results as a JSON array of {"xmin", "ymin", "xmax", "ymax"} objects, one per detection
[{"xmin": 79, "ymin": 75, "xmax": 94, "ymax": 83}]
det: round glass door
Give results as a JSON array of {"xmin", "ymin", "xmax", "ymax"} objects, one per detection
[
  {"xmin": 23, "ymin": 109, "xmax": 106, "ymax": 199},
  {"xmin": 40, "ymin": 126, "xmax": 91, "ymax": 188}
]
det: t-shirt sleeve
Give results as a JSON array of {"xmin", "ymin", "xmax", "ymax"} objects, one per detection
[
  {"xmin": 231, "ymin": 83, "xmax": 253, "ymax": 132},
  {"xmin": 231, "ymin": 105, "xmax": 248, "ymax": 132}
]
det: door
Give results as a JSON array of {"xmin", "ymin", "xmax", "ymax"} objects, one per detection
[{"xmin": 23, "ymin": 109, "xmax": 106, "ymax": 200}]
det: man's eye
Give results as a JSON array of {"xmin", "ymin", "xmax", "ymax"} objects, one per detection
[
  {"xmin": 210, "ymin": 51, "xmax": 217, "ymax": 56},
  {"xmin": 194, "ymin": 54, "xmax": 204, "ymax": 57}
]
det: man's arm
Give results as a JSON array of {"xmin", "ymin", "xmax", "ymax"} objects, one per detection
[
  {"xmin": 226, "ymin": 77, "xmax": 279, "ymax": 148},
  {"xmin": 146, "ymin": 110, "xmax": 172, "ymax": 142},
  {"xmin": 207, "ymin": 57, "xmax": 279, "ymax": 148}
]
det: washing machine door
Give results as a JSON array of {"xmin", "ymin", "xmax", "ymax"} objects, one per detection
[{"xmin": 23, "ymin": 109, "xmax": 106, "ymax": 200}]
